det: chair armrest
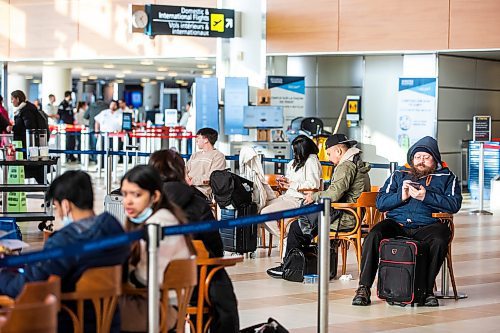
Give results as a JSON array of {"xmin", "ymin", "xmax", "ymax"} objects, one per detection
[
  {"xmin": 331, "ymin": 202, "xmax": 358, "ymax": 209},
  {"xmin": 0, "ymin": 296, "xmax": 15, "ymax": 308},
  {"xmin": 432, "ymin": 213, "xmax": 453, "ymax": 219},
  {"xmin": 196, "ymin": 256, "xmax": 243, "ymax": 267},
  {"xmin": 298, "ymin": 188, "xmax": 320, "ymax": 194}
]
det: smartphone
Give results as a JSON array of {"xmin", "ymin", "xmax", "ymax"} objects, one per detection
[{"xmin": 408, "ymin": 181, "xmax": 422, "ymax": 189}]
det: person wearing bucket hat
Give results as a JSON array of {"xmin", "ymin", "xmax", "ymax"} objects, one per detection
[
  {"xmin": 267, "ymin": 133, "xmax": 371, "ymax": 279},
  {"xmin": 352, "ymin": 136, "xmax": 462, "ymax": 307}
]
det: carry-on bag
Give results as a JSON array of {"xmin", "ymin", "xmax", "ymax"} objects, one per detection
[
  {"xmin": 240, "ymin": 317, "xmax": 289, "ymax": 333},
  {"xmin": 282, "ymin": 242, "xmax": 338, "ymax": 283},
  {"xmin": 219, "ymin": 202, "xmax": 258, "ymax": 255},
  {"xmin": 377, "ymin": 237, "xmax": 429, "ymax": 306},
  {"xmin": 104, "ymin": 189, "xmax": 126, "ymax": 226}
]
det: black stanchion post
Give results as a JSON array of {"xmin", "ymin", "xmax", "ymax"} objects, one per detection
[
  {"xmin": 318, "ymin": 198, "xmax": 331, "ymax": 333},
  {"xmin": 146, "ymin": 223, "xmax": 161, "ymax": 333}
]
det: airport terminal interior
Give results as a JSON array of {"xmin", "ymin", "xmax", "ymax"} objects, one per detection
[{"xmin": 1, "ymin": 1, "xmax": 500, "ymax": 332}]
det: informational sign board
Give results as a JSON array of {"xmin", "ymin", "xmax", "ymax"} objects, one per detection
[
  {"xmin": 195, "ymin": 78, "xmax": 219, "ymax": 132},
  {"xmin": 164, "ymin": 109, "xmax": 179, "ymax": 127},
  {"xmin": 473, "ymin": 115, "xmax": 492, "ymax": 142},
  {"xmin": 243, "ymin": 106, "xmax": 284, "ymax": 128},
  {"xmin": 267, "ymin": 76, "xmax": 305, "ymax": 123},
  {"xmin": 145, "ymin": 5, "xmax": 235, "ymax": 38},
  {"xmin": 396, "ymin": 78, "xmax": 437, "ymax": 151},
  {"xmin": 224, "ymin": 77, "xmax": 249, "ymax": 135},
  {"xmin": 346, "ymin": 96, "xmax": 361, "ymax": 122}
]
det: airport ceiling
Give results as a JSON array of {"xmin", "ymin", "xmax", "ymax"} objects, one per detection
[{"xmin": 7, "ymin": 57, "xmax": 216, "ymax": 84}]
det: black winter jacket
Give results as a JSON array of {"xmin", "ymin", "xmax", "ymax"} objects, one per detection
[
  {"xmin": 377, "ymin": 136, "xmax": 462, "ymax": 228},
  {"xmin": 13, "ymin": 101, "xmax": 49, "ymax": 144},
  {"xmin": 163, "ymin": 181, "xmax": 224, "ymax": 258}
]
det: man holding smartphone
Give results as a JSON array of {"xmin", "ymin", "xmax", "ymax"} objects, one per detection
[{"xmin": 352, "ymin": 136, "xmax": 462, "ymax": 307}]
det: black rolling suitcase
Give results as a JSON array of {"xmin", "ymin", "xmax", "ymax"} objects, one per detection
[
  {"xmin": 219, "ymin": 202, "xmax": 258, "ymax": 255},
  {"xmin": 377, "ymin": 237, "xmax": 429, "ymax": 306}
]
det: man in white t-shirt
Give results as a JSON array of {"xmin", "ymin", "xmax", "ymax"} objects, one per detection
[
  {"xmin": 45, "ymin": 94, "xmax": 59, "ymax": 125},
  {"xmin": 94, "ymin": 100, "xmax": 123, "ymax": 133}
]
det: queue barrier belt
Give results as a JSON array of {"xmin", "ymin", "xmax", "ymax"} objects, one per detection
[{"xmin": 0, "ymin": 204, "xmax": 323, "ymax": 268}]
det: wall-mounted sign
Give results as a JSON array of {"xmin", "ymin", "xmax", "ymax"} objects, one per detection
[
  {"xmin": 396, "ymin": 78, "xmax": 437, "ymax": 151},
  {"xmin": 473, "ymin": 115, "xmax": 492, "ymax": 142},
  {"xmin": 346, "ymin": 95, "xmax": 361, "ymax": 122},
  {"xmin": 144, "ymin": 4, "xmax": 235, "ymax": 38},
  {"xmin": 195, "ymin": 78, "xmax": 219, "ymax": 132},
  {"xmin": 267, "ymin": 76, "xmax": 305, "ymax": 123},
  {"xmin": 224, "ymin": 77, "xmax": 249, "ymax": 135}
]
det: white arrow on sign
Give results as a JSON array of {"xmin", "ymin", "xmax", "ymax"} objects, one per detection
[{"xmin": 225, "ymin": 18, "xmax": 233, "ymax": 29}]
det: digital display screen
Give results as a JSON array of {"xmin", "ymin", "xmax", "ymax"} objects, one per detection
[
  {"xmin": 122, "ymin": 113, "xmax": 133, "ymax": 131},
  {"xmin": 243, "ymin": 106, "xmax": 284, "ymax": 128}
]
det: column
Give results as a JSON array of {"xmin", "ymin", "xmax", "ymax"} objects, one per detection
[
  {"xmin": 7, "ymin": 74, "xmax": 29, "ymax": 113},
  {"xmin": 143, "ymin": 82, "xmax": 160, "ymax": 111},
  {"xmin": 41, "ymin": 66, "xmax": 72, "ymax": 106}
]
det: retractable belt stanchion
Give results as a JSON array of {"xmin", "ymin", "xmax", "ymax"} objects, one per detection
[
  {"xmin": 389, "ymin": 161, "xmax": 398, "ymax": 174},
  {"xmin": 82, "ymin": 128, "xmax": 89, "ymax": 171},
  {"xmin": 97, "ymin": 133, "xmax": 103, "ymax": 177},
  {"xmin": 147, "ymin": 223, "xmax": 161, "ymax": 333},
  {"xmin": 112, "ymin": 134, "xmax": 119, "ymax": 183},
  {"xmin": 318, "ymin": 198, "xmax": 331, "ymax": 333},
  {"xmin": 106, "ymin": 151, "xmax": 112, "ymax": 195}
]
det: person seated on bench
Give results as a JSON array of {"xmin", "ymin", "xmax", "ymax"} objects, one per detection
[
  {"xmin": 352, "ymin": 136, "xmax": 462, "ymax": 307},
  {"xmin": 267, "ymin": 134, "xmax": 371, "ymax": 278},
  {"xmin": 149, "ymin": 149, "xmax": 240, "ymax": 333},
  {"xmin": 0, "ymin": 170, "xmax": 129, "ymax": 332},
  {"xmin": 119, "ymin": 165, "xmax": 193, "ymax": 332},
  {"xmin": 260, "ymin": 135, "xmax": 322, "ymax": 237},
  {"xmin": 186, "ymin": 127, "xmax": 226, "ymax": 199}
]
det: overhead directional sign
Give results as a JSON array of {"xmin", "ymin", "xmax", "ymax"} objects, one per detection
[{"xmin": 145, "ymin": 4, "xmax": 235, "ymax": 38}]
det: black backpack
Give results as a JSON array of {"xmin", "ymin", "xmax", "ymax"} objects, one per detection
[
  {"xmin": 210, "ymin": 169, "xmax": 253, "ymax": 209},
  {"xmin": 282, "ymin": 243, "xmax": 338, "ymax": 282}
]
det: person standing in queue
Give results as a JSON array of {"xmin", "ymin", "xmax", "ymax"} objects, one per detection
[
  {"xmin": 58, "ymin": 90, "xmax": 77, "ymax": 162},
  {"xmin": 119, "ymin": 165, "xmax": 193, "ymax": 333}
]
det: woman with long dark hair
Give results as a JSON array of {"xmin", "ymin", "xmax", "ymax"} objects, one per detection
[
  {"xmin": 119, "ymin": 165, "xmax": 192, "ymax": 332},
  {"xmin": 149, "ymin": 149, "xmax": 240, "ymax": 333},
  {"xmin": 261, "ymin": 135, "xmax": 322, "ymax": 237}
]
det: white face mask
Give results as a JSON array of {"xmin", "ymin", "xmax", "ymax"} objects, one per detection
[
  {"xmin": 129, "ymin": 207, "xmax": 153, "ymax": 224},
  {"xmin": 62, "ymin": 214, "xmax": 73, "ymax": 227}
]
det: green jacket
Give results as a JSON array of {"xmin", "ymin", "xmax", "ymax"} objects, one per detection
[{"xmin": 312, "ymin": 147, "xmax": 371, "ymax": 231}]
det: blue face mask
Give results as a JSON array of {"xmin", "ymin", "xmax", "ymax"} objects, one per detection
[
  {"xmin": 130, "ymin": 207, "xmax": 153, "ymax": 224},
  {"xmin": 62, "ymin": 214, "xmax": 73, "ymax": 227}
]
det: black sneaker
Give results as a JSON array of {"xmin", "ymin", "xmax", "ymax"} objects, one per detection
[
  {"xmin": 424, "ymin": 293, "xmax": 439, "ymax": 307},
  {"xmin": 352, "ymin": 285, "xmax": 371, "ymax": 306},
  {"xmin": 266, "ymin": 265, "xmax": 284, "ymax": 279}
]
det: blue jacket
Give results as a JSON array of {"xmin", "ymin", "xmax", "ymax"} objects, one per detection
[
  {"xmin": 376, "ymin": 137, "xmax": 462, "ymax": 228},
  {"xmin": 0, "ymin": 212, "xmax": 130, "ymax": 298}
]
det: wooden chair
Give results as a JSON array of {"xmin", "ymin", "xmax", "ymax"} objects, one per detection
[
  {"xmin": 187, "ymin": 240, "xmax": 243, "ymax": 333},
  {"xmin": 330, "ymin": 191, "xmax": 381, "ymax": 276},
  {"xmin": 61, "ymin": 265, "xmax": 122, "ymax": 333},
  {"xmin": 370, "ymin": 185, "xmax": 381, "ymax": 192},
  {"xmin": 1, "ymin": 295, "xmax": 58, "ymax": 333},
  {"xmin": 262, "ymin": 174, "xmax": 286, "ymax": 256},
  {"xmin": 0, "ymin": 275, "xmax": 61, "ymax": 309},
  {"xmin": 160, "ymin": 258, "xmax": 198, "ymax": 333},
  {"xmin": 432, "ymin": 212, "xmax": 459, "ymax": 300}
]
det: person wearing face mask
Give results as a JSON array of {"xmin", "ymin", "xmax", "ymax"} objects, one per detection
[
  {"xmin": 0, "ymin": 170, "xmax": 129, "ymax": 332},
  {"xmin": 120, "ymin": 165, "xmax": 193, "ymax": 333}
]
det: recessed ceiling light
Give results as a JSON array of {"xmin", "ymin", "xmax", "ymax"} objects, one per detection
[
  {"xmin": 141, "ymin": 78, "xmax": 150, "ymax": 83},
  {"xmin": 195, "ymin": 57, "xmax": 208, "ymax": 61},
  {"xmin": 103, "ymin": 64, "xmax": 115, "ymax": 69},
  {"xmin": 202, "ymin": 74, "xmax": 211, "ymax": 78},
  {"xmin": 32, "ymin": 79, "xmax": 41, "ymax": 84},
  {"xmin": 80, "ymin": 78, "xmax": 88, "ymax": 82},
  {"xmin": 157, "ymin": 67, "xmax": 168, "ymax": 72},
  {"xmin": 81, "ymin": 72, "xmax": 90, "ymax": 77},
  {"xmin": 181, "ymin": 82, "xmax": 189, "ymax": 86},
  {"xmin": 150, "ymin": 81, "xmax": 157, "ymax": 85},
  {"xmin": 115, "ymin": 79, "xmax": 124, "ymax": 84},
  {"xmin": 156, "ymin": 76, "xmax": 165, "ymax": 80},
  {"xmin": 25, "ymin": 75, "xmax": 33, "ymax": 80},
  {"xmin": 89, "ymin": 75, "xmax": 98, "ymax": 80},
  {"xmin": 168, "ymin": 72, "xmax": 177, "ymax": 77},
  {"xmin": 175, "ymin": 79, "xmax": 184, "ymax": 84},
  {"xmin": 203, "ymin": 69, "xmax": 214, "ymax": 75},
  {"xmin": 43, "ymin": 61, "xmax": 55, "ymax": 65},
  {"xmin": 115, "ymin": 73, "xmax": 125, "ymax": 78},
  {"xmin": 196, "ymin": 64, "xmax": 209, "ymax": 69},
  {"xmin": 140, "ymin": 59, "xmax": 154, "ymax": 66},
  {"xmin": 123, "ymin": 69, "xmax": 132, "ymax": 74}
]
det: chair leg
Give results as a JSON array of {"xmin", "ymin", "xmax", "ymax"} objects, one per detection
[
  {"xmin": 341, "ymin": 241, "xmax": 348, "ymax": 276},
  {"xmin": 355, "ymin": 238, "xmax": 362, "ymax": 275},
  {"xmin": 279, "ymin": 219, "xmax": 285, "ymax": 259},
  {"xmin": 447, "ymin": 251, "xmax": 458, "ymax": 300},
  {"xmin": 261, "ymin": 225, "xmax": 266, "ymax": 247},
  {"xmin": 268, "ymin": 233, "xmax": 273, "ymax": 257}
]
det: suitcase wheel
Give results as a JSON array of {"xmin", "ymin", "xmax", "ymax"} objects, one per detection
[{"xmin": 249, "ymin": 251, "xmax": 256, "ymax": 259}]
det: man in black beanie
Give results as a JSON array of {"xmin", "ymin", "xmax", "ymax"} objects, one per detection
[{"xmin": 352, "ymin": 136, "xmax": 462, "ymax": 307}]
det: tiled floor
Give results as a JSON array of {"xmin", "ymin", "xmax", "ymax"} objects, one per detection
[{"xmin": 16, "ymin": 164, "xmax": 500, "ymax": 332}]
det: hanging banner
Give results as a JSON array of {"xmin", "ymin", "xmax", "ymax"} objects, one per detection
[
  {"xmin": 267, "ymin": 76, "xmax": 305, "ymax": 124},
  {"xmin": 224, "ymin": 77, "xmax": 249, "ymax": 135},
  {"xmin": 195, "ymin": 77, "xmax": 219, "ymax": 132},
  {"xmin": 396, "ymin": 78, "xmax": 437, "ymax": 151}
]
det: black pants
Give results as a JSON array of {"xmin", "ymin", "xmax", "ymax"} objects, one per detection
[
  {"xmin": 66, "ymin": 132, "xmax": 76, "ymax": 161},
  {"xmin": 359, "ymin": 219, "xmax": 450, "ymax": 293},
  {"xmin": 285, "ymin": 209, "xmax": 343, "ymax": 258}
]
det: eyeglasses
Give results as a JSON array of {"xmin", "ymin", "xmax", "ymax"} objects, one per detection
[{"xmin": 413, "ymin": 154, "xmax": 432, "ymax": 161}]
